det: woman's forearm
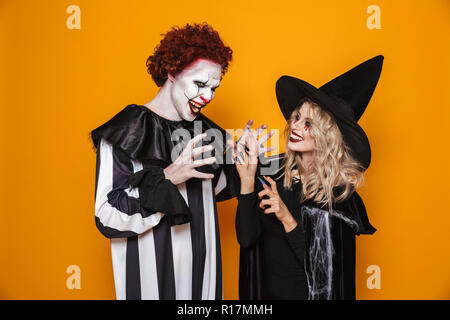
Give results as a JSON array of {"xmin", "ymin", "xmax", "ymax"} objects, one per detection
[
  {"xmin": 240, "ymin": 176, "xmax": 255, "ymax": 194},
  {"xmin": 280, "ymin": 212, "xmax": 298, "ymax": 233}
]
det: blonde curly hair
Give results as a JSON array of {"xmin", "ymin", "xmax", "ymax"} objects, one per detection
[{"xmin": 282, "ymin": 98, "xmax": 364, "ymax": 211}]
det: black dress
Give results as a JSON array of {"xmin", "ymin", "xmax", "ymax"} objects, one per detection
[
  {"xmin": 236, "ymin": 161, "xmax": 376, "ymax": 300},
  {"xmin": 236, "ymin": 178, "xmax": 308, "ymax": 300}
]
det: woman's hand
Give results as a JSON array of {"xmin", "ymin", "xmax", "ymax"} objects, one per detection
[
  {"xmin": 229, "ymin": 131, "xmax": 258, "ymax": 194},
  {"xmin": 163, "ymin": 133, "xmax": 216, "ymax": 185},
  {"xmin": 232, "ymin": 132, "xmax": 258, "ymax": 178},
  {"xmin": 228, "ymin": 119, "xmax": 276, "ymax": 194},
  {"xmin": 258, "ymin": 176, "xmax": 298, "ymax": 232},
  {"xmin": 238, "ymin": 119, "xmax": 275, "ymax": 158}
]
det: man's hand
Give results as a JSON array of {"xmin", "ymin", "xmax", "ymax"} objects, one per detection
[{"xmin": 163, "ymin": 133, "xmax": 216, "ymax": 185}]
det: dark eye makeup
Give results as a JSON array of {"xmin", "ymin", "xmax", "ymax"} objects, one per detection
[{"xmin": 194, "ymin": 81, "xmax": 207, "ymax": 88}]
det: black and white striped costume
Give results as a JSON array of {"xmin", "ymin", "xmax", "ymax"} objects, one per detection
[{"xmin": 91, "ymin": 104, "xmax": 239, "ymax": 300}]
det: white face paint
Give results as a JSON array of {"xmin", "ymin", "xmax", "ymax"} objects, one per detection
[
  {"xmin": 169, "ymin": 59, "xmax": 222, "ymax": 121},
  {"xmin": 287, "ymin": 102, "xmax": 315, "ymax": 153}
]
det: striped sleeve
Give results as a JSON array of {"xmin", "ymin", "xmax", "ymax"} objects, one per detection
[
  {"xmin": 214, "ymin": 166, "xmax": 239, "ymax": 202},
  {"xmin": 214, "ymin": 168, "xmax": 227, "ymax": 197},
  {"xmin": 214, "ymin": 149, "xmax": 241, "ymax": 202},
  {"xmin": 94, "ymin": 138, "xmax": 164, "ymax": 238}
]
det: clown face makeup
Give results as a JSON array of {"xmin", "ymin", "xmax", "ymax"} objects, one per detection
[
  {"xmin": 287, "ymin": 102, "xmax": 315, "ymax": 153},
  {"xmin": 169, "ymin": 59, "xmax": 222, "ymax": 122}
]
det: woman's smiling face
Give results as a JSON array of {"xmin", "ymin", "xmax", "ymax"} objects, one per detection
[
  {"xmin": 169, "ymin": 58, "xmax": 222, "ymax": 121},
  {"xmin": 287, "ymin": 101, "xmax": 316, "ymax": 153}
]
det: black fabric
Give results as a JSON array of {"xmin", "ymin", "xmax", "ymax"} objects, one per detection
[
  {"xmin": 127, "ymin": 165, "xmax": 191, "ymax": 226},
  {"xmin": 236, "ymin": 193, "xmax": 263, "ymax": 300},
  {"xmin": 109, "ymin": 144, "xmax": 143, "ymax": 216},
  {"xmin": 91, "ymin": 104, "xmax": 236, "ymax": 300},
  {"xmin": 275, "ymin": 55, "xmax": 384, "ymax": 171},
  {"xmin": 93, "ymin": 144, "xmax": 140, "ymax": 239},
  {"xmin": 94, "ymin": 216, "xmax": 139, "ymax": 239},
  {"xmin": 94, "ymin": 142, "xmax": 101, "ymax": 202},
  {"xmin": 239, "ymin": 246, "xmax": 263, "ymax": 300},
  {"xmin": 301, "ymin": 206, "xmax": 357, "ymax": 300},
  {"xmin": 94, "ymin": 143, "xmax": 151, "ymax": 238},
  {"xmin": 153, "ymin": 217, "xmax": 176, "ymax": 300},
  {"xmin": 91, "ymin": 104, "xmax": 240, "ymax": 227},
  {"xmin": 216, "ymin": 156, "xmax": 242, "ymax": 202},
  {"xmin": 90, "ymin": 104, "xmax": 228, "ymax": 172},
  {"xmin": 187, "ymin": 178, "xmax": 207, "ymax": 300},
  {"xmin": 332, "ymin": 216, "xmax": 356, "ymax": 299},
  {"xmin": 347, "ymin": 191, "xmax": 376, "ymax": 235},
  {"xmin": 320, "ymin": 55, "xmax": 384, "ymax": 122},
  {"xmin": 285, "ymin": 223, "xmax": 307, "ymax": 261},
  {"xmin": 211, "ymin": 185, "xmax": 223, "ymax": 300},
  {"xmin": 126, "ymin": 236, "xmax": 142, "ymax": 300},
  {"xmin": 237, "ymin": 169, "xmax": 376, "ymax": 300},
  {"xmin": 236, "ymin": 179, "xmax": 308, "ymax": 300}
]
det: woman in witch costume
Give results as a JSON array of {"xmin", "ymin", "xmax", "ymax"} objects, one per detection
[{"xmin": 234, "ymin": 55, "xmax": 383, "ymax": 300}]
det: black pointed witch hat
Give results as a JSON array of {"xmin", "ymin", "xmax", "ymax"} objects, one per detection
[{"xmin": 275, "ymin": 55, "xmax": 384, "ymax": 171}]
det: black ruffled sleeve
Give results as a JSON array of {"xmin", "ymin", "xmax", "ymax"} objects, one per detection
[
  {"xmin": 236, "ymin": 191, "xmax": 262, "ymax": 248},
  {"xmin": 215, "ymin": 146, "xmax": 242, "ymax": 202},
  {"xmin": 347, "ymin": 191, "xmax": 376, "ymax": 235},
  {"xmin": 128, "ymin": 166, "xmax": 191, "ymax": 227}
]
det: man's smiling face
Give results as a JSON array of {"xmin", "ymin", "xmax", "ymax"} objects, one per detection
[{"xmin": 169, "ymin": 58, "xmax": 222, "ymax": 122}]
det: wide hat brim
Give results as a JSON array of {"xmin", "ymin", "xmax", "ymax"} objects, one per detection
[{"xmin": 275, "ymin": 56, "xmax": 383, "ymax": 170}]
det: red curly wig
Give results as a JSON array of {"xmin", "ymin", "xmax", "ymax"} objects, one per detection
[{"xmin": 146, "ymin": 23, "xmax": 233, "ymax": 87}]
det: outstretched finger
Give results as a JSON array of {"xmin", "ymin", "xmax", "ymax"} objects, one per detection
[
  {"xmin": 227, "ymin": 139, "xmax": 236, "ymax": 150},
  {"xmin": 253, "ymin": 124, "xmax": 267, "ymax": 139},
  {"xmin": 236, "ymin": 141, "xmax": 248, "ymax": 163},
  {"xmin": 258, "ymin": 188, "xmax": 270, "ymax": 199},
  {"xmin": 243, "ymin": 119, "xmax": 254, "ymax": 132},
  {"xmin": 258, "ymin": 130, "xmax": 274, "ymax": 145},
  {"xmin": 259, "ymin": 183, "xmax": 275, "ymax": 198},
  {"xmin": 232, "ymin": 149, "xmax": 245, "ymax": 165},
  {"xmin": 192, "ymin": 144, "xmax": 214, "ymax": 158},
  {"xmin": 246, "ymin": 135, "xmax": 258, "ymax": 164},
  {"xmin": 188, "ymin": 133, "xmax": 208, "ymax": 149},
  {"xmin": 263, "ymin": 176, "xmax": 278, "ymax": 194},
  {"xmin": 191, "ymin": 170, "xmax": 215, "ymax": 180},
  {"xmin": 236, "ymin": 119, "xmax": 253, "ymax": 145},
  {"xmin": 259, "ymin": 146, "xmax": 276, "ymax": 155},
  {"xmin": 191, "ymin": 156, "xmax": 216, "ymax": 168},
  {"xmin": 240, "ymin": 133, "xmax": 257, "ymax": 156},
  {"xmin": 232, "ymin": 150, "xmax": 240, "ymax": 165}
]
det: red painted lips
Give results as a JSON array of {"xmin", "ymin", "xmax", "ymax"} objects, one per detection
[
  {"xmin": 289, "ymin": 131, "xmax": 303, "ymax": 143},
  {"xmin": 189, "ymin": 99, "xmax": 206, "ymax": 116}
]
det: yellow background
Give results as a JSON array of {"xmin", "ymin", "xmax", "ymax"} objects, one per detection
[{"xmin": 1, "ymin": 0, "xmax": 449, "ymax": 299}]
